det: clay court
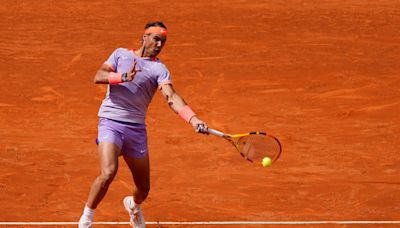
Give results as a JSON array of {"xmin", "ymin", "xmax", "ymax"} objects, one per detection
[{"xmin": 1, "ymin": 0, "xmax": 399, "ymax": 227}]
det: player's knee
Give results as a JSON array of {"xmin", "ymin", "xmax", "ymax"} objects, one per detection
[{"xmin": 99, "ymin": 168, "xmax": 117, "ymax": 185}]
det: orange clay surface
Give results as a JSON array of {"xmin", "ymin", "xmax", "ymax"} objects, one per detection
[{"xmin": 0, "ymin": 1, "xmax": 399, "ymax": 227}]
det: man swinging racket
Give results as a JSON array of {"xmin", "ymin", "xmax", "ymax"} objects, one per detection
[{"xmin": 78, "ymin": 21, "xmax": 208, "ymax": 228}]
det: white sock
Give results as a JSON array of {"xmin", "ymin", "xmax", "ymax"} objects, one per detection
[
  {"xmin": 131, "ymin": 198, "xmax": 141, "ymax": 210},
  {"xmin": 81, "ymin": 205, "xmax": 95, "ymax": 220}
]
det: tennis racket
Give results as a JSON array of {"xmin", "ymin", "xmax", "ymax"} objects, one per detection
[{"xmin": 206, "ymin": 128, "xmax": 282, "ymax": 167}]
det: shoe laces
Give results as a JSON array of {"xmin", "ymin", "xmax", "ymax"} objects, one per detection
[{"xmin": 132, "ymin": 206, "xmax": 144, "ymax": 225}]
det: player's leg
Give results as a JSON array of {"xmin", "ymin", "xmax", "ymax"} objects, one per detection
[
  {"xmin": 124, "ymin": 153, "xmax": 150, "ymax": 203},
  {"xmin": 79, "ymin": 142, "xmax": 120, "ymax": 228},
  {"xmin": 87, "ymin": 142, "xmax": 120, "ymax": 208},
  {"xmin": 123, "ymin": 153, "xmax": 150, "ymax": 228}
]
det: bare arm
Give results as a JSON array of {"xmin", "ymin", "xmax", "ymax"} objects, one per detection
[
  {"xmin": 93, "ymin": 64, "xmax": 114, "ymax": 84},
  {"xmin": 160, "ymin": 83, "xmax": 208, "ymax": 132},
  {"xmin": 159, "ymin": 83, "xmax": 187, "ymax": 113}
]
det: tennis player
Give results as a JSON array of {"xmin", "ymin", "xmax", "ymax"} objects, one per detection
[{"xmin": 78, "ymin": 21, "xmax": 208, "ymax": 228}]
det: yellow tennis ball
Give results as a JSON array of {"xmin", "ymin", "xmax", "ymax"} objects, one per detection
[{"xmin": 262, "ymin": 157, "xmax": 272, "ymax": 167}]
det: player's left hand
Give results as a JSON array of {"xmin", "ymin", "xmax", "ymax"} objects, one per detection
[{"xmin": 122, "ymin": 59, "xmax": 141, "ymax": 82}]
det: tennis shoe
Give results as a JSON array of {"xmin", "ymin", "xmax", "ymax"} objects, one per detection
[
  {"xmin": 78, "ymin": 216, "xmax": 92, "ymax": 228},
  {"xmin": 123, "ymin": 196, "xmax": 145, "ymax": 228}
]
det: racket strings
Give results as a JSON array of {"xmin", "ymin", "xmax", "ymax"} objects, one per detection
[{"xmin": 238, "ymin": 134, "xmax": 281, "ymax": 163}]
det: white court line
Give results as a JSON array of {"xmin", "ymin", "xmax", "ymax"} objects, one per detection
[{"xmin": 0, "ymin": 221, "xmax": 400, "ymax": 225}]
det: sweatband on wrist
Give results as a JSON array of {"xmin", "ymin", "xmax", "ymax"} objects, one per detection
[
  {"xmin": 108, "ymin": 72, "xmax": 122, "ymax": 84},
  {"xmin": 121, "ymin": 73, "xmax": 128, "ymax": 82},
  {"xmin": 178, "ymin": 105, "xmax": 196, "ymax": 123}
]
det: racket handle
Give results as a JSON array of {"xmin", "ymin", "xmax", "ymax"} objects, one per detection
[{"xmin": 207, "ymin": 128, "xmax": 225, "ymax": 137}]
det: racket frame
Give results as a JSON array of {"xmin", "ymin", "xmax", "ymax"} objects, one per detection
[{"xmin": 207, "ymin": 128, "xmax": 282, "ymax": 164}]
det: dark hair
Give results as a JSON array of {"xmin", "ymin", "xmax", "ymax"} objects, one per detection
[{"xmin": 144, "ymin": 21, "xmax": 167, "ymax": 30}]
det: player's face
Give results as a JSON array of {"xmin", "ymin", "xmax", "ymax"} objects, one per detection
[{"xmin": 143, "ymin": 33, "xmax": 167, "ymax": 57}]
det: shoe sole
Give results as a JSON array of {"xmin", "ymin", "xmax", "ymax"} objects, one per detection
[{"xmin": 78, "ymin": 222, "xmax": 92, "ymax": 228}]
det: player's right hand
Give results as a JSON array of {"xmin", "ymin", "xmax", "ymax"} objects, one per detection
[{"xmin": 191, "ymin": 116, "xmax": 209, "ymax": 135}]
